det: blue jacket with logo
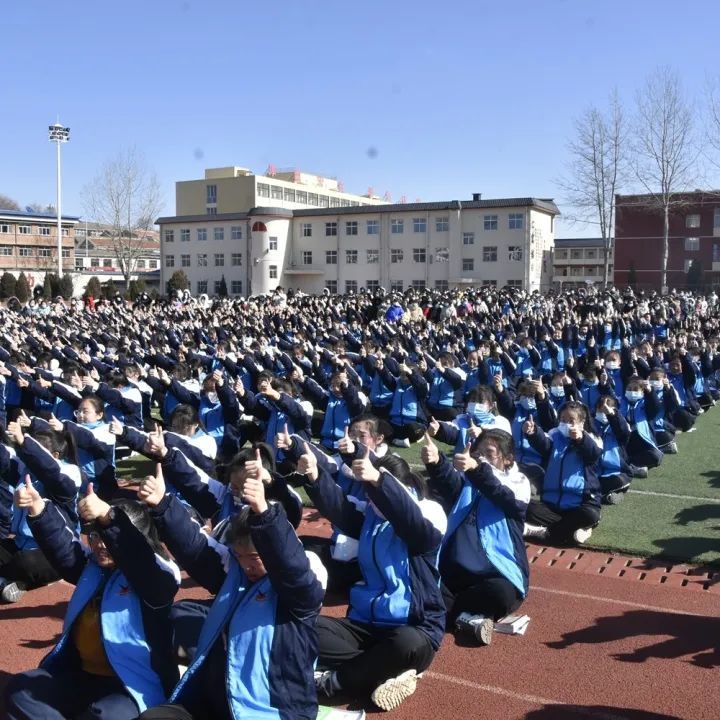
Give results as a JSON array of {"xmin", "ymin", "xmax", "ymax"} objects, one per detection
[
  {"xmin": 28, "ymin": 500, "xmax": 180, "ymax": 713},
  {"xmin": 151, "ymin": 495, "xmax": 323, "ymax": 720}
]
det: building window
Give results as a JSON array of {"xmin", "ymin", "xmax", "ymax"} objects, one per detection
[
  {"xmin": 269, "ymin": 236, "xmax": 278, "ymax": 251},
  {"xmin": 302, "ymin": 223, "xmax": 312, "ymax": 237},
  {"xmin": 326, "ymin": 250, "xmax": 337, "ymax": 265},
  {"xmin": 325, "ymin": 222, "xmax": 338, "ymax": 237},
  {"xmin": 231, "ymin": 226, "xmax": 242, "ymax": 240},
  {"xmin": 136, "ymin": 259, "xmax": 146, "ymax": 269},
  {"xmin": 210, "ymin": 280, "xmax": 220, "ymax": 294},
  {"xmin": 508, "ymin": 246, "xmax": 523, "ymax": 261},
  {"xmin": 484, "ymin": 279, "xmax": 498, "ymax": 287},
  {"xmin": 75, "ymin": 259, "xmax": 84, "ymax": 270},
  {"xmin": 197, "ymin": 228, "xmax": 207, "ymax": 241},
  {"xmin": 206, "ymin": 206, "xmax": 217, "ymax": 216},
  {"xmin": 435, "ymin": 279, "xmax": 449, "ymax": 290},
  {"xmin": 271, "ymin": 186, "xmax": 283, "ymax": 200},
  {"xmin": 284, "ymin": 188, "xmax": 296, "ymax": 202},
  {"xmin": 413, "ymin": 218, "xmax": 427, "ymax": 233},
  {"xmin": 214, "ymin": 227, "xmax": 224, "ymax": 241},
  {"xmin": 345, "ymin": 280, "xmax": 358, "ymax": 294},
  {"xmin": 325, "ymin": 280, "xmax": 337, "ymax": 294},
  {"xmin": 366, "ymin": 280, "xmax": 380, "ymax": 292},
  {"xmin": 197, "ymin": 253, "xmax": 208, "ymax": 267},
  {"xmin": 585, "ymin": 249, "xmax": 597, "ymax": 259},
  {"xmin": 197, "ymin": 280, "xmax": 208, "ymax": 294},
  {"xmin": 269, "ymin": 264, "xmax": 278, "ymax": 279},
  {"xmin": 413, "ymin": 248, "xmax": 426, "ymax": 263},
  {"xmin": 714, "ymin": 243, "xmax": 720, "ymax": 262},
  {"xmin": 296, "ymin": 191, "xmax": 307, "ymax": 203},
  {"xmin": 367, "ymin": 219, "xmax": 379, "ymax": 235},
  {"xmin": 411, "ymin": 280, "xmax": 425, "ymax": 289},
  {"xmin": 206, "ymin": 185, "xmax": 217, "ymax": 204},
  {"xmin": 181, "ymin": 254, "xmax": 191, "ymax": 267},
  {"xmin": 0, "ymin": 247, "xmax": 13, "ymax": 256},
  {"xmin": 570, "ymin": 249, "xmax": 583, "ymax": 259},
  {"xmin": 329, "ymin": 197, "xmax": 340, "ymax": 208},
  {"xmin": 346, "ymin": 250, "xmax": 358, "ymax": 264},
  {"xmin": 685, "ymin": 237, "xmax": 700, "ymax": 251},
  {"xmin": 714, "ymin": 209, "xmax": 720, "ymax": 229},
  {"xmin": 391, "ymin": 219, "xmax": 404, "ymax": 234},
  {"xmin": 462, "ymin": 258, "xmax": 474, "ymax": 272},
  {"xmin": 103, "ymin": 258, "xmax": 112, "ymax": 267},
  {"xmin": 367, "ymin": 249, "xmax": 379, "ymax": 264},
  {"xmin": 436, "ymin": 217, "xmax": 449, "ymax": 232},
  {"xmin": 391, "ymin": 249, "xmax": 404, "ymax": 263},
  {"xmin": 39, "ymin": 226, "xmax": 51, "ymax": 236},
  {"xmin": 91, "ymin": 257, "xmax": 100, "ymax": 267},
  {"xmin": 509, "ymin": 213, "xmax": 524, "ymax": 229},
  {"xmin": 257, "ymin": 182, "xmax": 271, "ymax": 198},
  {"xmin": 18, "ymin": 225, "xmax": 31, "ymax": 235},
  {"xmin": 0, "ymin": 224, "xmax": 9, "ymax": 233},
  {"xmin": 231, "ymin": 253, "xmax": 242, "ymax": 266},
  {"xmin": 231, "ymin": 280, "xmax": 243, "ymax": 294},
  {"xmin": 506, "ymin": 279, "xmax": 522, "ymax": 288},
  {"xmin": 303, "ymin": 251, "xmax": 313, "ymax": 265},
  {"xmin": 586, "ymin": 266, "xmax": 595, "ymax": 275},
  {"xmin": 308, "ymin": 193, "xmax": 319, "ymax": 206},
  {"xmin": 149, "ymin": 260, "xmax": 158, "ymax": 269},
  {"xmin": 555, "ymin": 249, "xmax": 567, "ymax": 259},
  {"xmin": 320, "ymin": 196, "xmax": 330, "ymax": 208},
  {"xmin": 38, "ymin": 248, "xmax": 51, "ymax": 257},
  {"xmin": 390, "ymin": 280, "xmax": 403, "ymax": 292},
  {"xmin": 180, "ymin": 229, "xmax": 190, "ymax": 242},
  {"xmin": 214, "ymin": 253, "xmax": 224, "ymax": 267},
  {"xmin": 164, "ymin": 229, "xmax": 174, "ymax": 243},
  {"xmin": 484, "ymin": 215, "xmax": 498, "ymax": 231},
  {"xmin": 463, "ymin": 232, "xmax": 474, "ymax": 246},
  {"xmin": 346, "ymin": 221, "xmax": 358, "ymax": 236},
  {"xmin": 686, "ymin": 214, "xmax": 701, "ymax": 228},
  {"xmin": 482, "ymin": 246, "xmax": 497, "ymax": 262},
  {"xmin": 435, "ymin": 247, "xmax": 449, "ymax": 263}
]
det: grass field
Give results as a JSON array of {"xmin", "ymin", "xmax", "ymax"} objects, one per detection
[{"xmin": 118, "ymin": 411, "xmax": 720, "ymax": 568}]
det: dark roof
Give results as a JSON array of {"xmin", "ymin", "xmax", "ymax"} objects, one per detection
[
  {"xmin": 555, "ymin": 237, "xmax": 609, "ymax": 248},
  {"xmin": 0, "ymin": 208, "xmax": 80, "ymax": 222}
]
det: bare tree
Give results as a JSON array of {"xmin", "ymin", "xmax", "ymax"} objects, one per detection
[
  {"xmin": 560, "ymin": 91, "xmax": 626, "ymax": 287},
  {"xmin": 83, "ymin": 148, "xmax": 163, "ymax": 284},
  {"xmin": 0, "ymin": 194, "xmax": 20, "ymax": 211},
  {"xmin": 633, "ymin": 68, "xmax": 698, "ymax": 292}
]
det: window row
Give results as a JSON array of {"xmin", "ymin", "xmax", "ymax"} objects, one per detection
[
  {"xmin": 0, "ymin": 224, "xmax": 69, "ymax": 236},
  {"xmin": 321, "ymin": 278, "xmax": 519, "ymax": 294},
  {"xmin": 317, "ymin": 246, "xmax": 521, "ymax": 265},
  {"xmin": 164, "ymin": 226, "xmax": 243, "ymax": 243},
  {"xmin": 196, "ymin": 279, "xmax": 244, "ymax": 295},
  {"xmin": 257, "ymin": 182, "xmax": 362, "ymax": 208},
  {"xmin": 9, "ymin": 246, "xmax": 72, "ymax": 258},
  {"xmin": 165, "ymin": 253, "xmax": 242, "ymax": 268}
]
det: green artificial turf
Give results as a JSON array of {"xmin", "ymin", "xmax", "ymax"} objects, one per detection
[{"xmin": 118, "ymin": 410, "xmax": 720, "ymax": 567}]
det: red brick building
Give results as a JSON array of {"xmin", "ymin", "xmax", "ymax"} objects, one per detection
[{"xmin": 614, "ymin": 192, "xmax": 720, "ymax": 290}]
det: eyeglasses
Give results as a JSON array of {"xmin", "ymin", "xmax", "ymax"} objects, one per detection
[{"xmin": 87, "ymin": 531, "xmax": 104, "ymax": 545}]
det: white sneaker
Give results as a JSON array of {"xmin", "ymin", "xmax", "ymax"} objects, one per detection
[
  {"xmin": 573, "ymin": 527, "xmax": 593, "ymax": 544},
  {"xmin": 371, "ymin": 669, "xmax": 418, "ymax": 711},
  {"xmin": 523, "ymin": 523, "xmax": 549, "ymax": 540},
  {"xmin": 686, "ymin": 427, "xmax": 697, "ymax": 433},
  {"xmin": 456, "ymin": 612, "xmax": 494, "ymax": 645},
  {"xmin": 1, "ymin": 580, "xmax": 27, "ymax": 603},
  {"xmin": 315, "ymin": 670, "xmax": 338, "ymax": 698},
  {"xmin": 392, "ymin": 437, "xmax": 411, "ymax": 448}
]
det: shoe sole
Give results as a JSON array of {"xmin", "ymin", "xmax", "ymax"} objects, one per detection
[
  {"xmin": 474, "ymin": 618, "xmax": 494, "ymax": 645},
  {"xmin": 604, "ymin": 493, "xmax": 624, "ymax": 505},
  {"xmin": 371, "ymin": 669, "xmax": 418, "ymax": 711},
  {"xmin": 1, "ymin": 584, "xmax": 27, "ymax": 603}
]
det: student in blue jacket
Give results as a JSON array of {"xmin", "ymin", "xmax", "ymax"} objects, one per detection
[
  {"xmin": 592, "ymin": 395, "xmax": 633, "ymax": 503},
  {"xmin": 522, "ymin": 401, "xmax": 603, "ymax": 545},
  {"xmin": 309, "ymin": 447, "xmax": 447, "ymax": 711},
  {"xmin": 423, "ymin": 429, "xmax": 530, "ymax": 646},
  {"xmin": 136, "ymin": 460, "xmax": 324, "ymax": 720},
  {"xmin": 4, "ymin": 481, "xmax": 180, "ymax": 719},
  {"xmin": 377, "ymin": 358, "xmax": 429, "ymax": 447}
]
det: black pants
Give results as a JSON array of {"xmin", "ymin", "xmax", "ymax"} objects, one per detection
[
  {"xmin": 300, "ymin": 536, "xmax": 362, "ymax": 595},
  {"xmin": 390, "ymin": 421, "xmax": 426, "ymax": 443},
  {"xmin": 140, "ymin": 706, "xmax": 195, "ymax": 720},
  {"xmin": 0, "ymin": 539, "xmax": 59, "ymax": 588},
  {"xmin": 441, "ymin": 570, "xmax": 523, "ymax": 624},
  {"xmin": 599, "ymin": 473, "xmax": 631, "ymax": 496},
  {"xmin": 5, "ymin": 667, "xmax": 136, "ymax": 720},
  {"xmin": 427, "ymin": 406, "xmax": 459, "ymax": 421},
  {"xmin": 519, "ymin": 463, "xmax": 545, "ymax": 501},
  {"xmin": 526, "ymin": 500, "xmax": 601, "ymax": 543},
  {"xmin": 671, "ymin": 408, "xmax": 696, "ymax": 432},
  {"xmin": 317, "ymin": 617, "xmax": 435, "ymax": 695},
  {"xmin": 654, "ymin": 429, "xmax": 676, "ymax": 450},
  {"xmin": 626, "ymin": 432, "xmax": 663, "ymax": 468},
  {"xmin": 370, "ymin": 404, "xmax": 390, "ymax": 420}
]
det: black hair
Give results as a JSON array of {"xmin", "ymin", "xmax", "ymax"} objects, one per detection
[
  {"xmin": 466, "ymin": 385, "xmax": 495, "ymax": 405},
  {"xmin": 169, "ymin": 404, "xmax": 200, "ymax": 435},
  {"xmin": 474, "ymin": 428, "xmax": 515, "ymax": 467},
  {"xmin": 108, "ymin": 500, "xmax": 169, "ymax": 559},
  {"xmin": 375, "ymin": 454, "xmax": 427, "ymax": 500},
  {"xmin": 220, "ymin": 443, "xmax": 276, "ymax": 485},
  {"xmin": 225, "ymin": 504, "xmax": 254, "ymax": 547},
  {"xmin": 78, "ymin": 394, "xmax": 105, "ymax": 417}
]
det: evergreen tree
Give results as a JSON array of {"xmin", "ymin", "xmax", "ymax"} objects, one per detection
[
  {"xmin": 687, "ymin": 259, "xmax": 703, "ymax": 289},
  {"xmin": 15, "ymin": 272, "xmax": 30, "ymax": 303},
  {"xmin": 0, "ymin": 272, "xmax": 16, "ymax": 299},
  {"xmin": 627, "ymin": 264, "xmax": 638, "ymax": 288},
  {"xmin": 218, "ymin": 274, "xmax": 228, "ymax": 297},
  {"xmin": 84, "ymin": 276, "xmax": 103, "ymax": 299},
  {"xmin": 60, "ymin": 274, "xmax": 74, "ymax": 299},
  {"xmin": 166, "ymin": 270, "xmax": 190, "ymax": 296},
  {"xmin": 103, "ymin": 280, "xmax": 118, "ymax": 299}
]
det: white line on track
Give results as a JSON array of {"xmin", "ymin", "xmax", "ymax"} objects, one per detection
[
  {"xmin": 424, "ymin": 672, "xmax": 641, "ymax": 719},
  {"xmin": 628, "ymin": 489, "xmax": 720, "ymax": 503},
  {"xmin": 530, "ymin": 585, "xmax": 712, "ymax": 617}
]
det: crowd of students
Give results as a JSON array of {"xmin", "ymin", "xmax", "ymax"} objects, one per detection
[{"xmin": 1, "ymin": 283, "xmax": 718, "ymax": 718}]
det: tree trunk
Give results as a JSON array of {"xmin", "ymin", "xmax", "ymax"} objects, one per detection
[
  {"xmin": 661, "ymin": 204, "xmax": 670, "ymax": 293},
  {"xmin": 603, "ymin": 239, "xmax": 611, "ymax": 287}
]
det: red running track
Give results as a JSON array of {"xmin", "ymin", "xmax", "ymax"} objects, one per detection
[{"xmin": 1, "ymin": 528, "xmax": 718, "ymax": 719}]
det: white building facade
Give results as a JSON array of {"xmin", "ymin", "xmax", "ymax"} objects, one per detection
[{"xmin": 158, "ymin": 167, "xmax": 560, "ymax": 296}]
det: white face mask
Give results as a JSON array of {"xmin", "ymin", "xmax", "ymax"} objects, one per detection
[
  {"xmin": 595, "ymin": 412, "xmax": 608, "ymax": 424},
  {"xmin": 520, "ymin": 397, "xmax": 536, "ymax": 410},
  {"xmin": 626, "ymin": 390, "xmax": 643, "ymax": 402},
  {"xmin": 605, "ymin": 361, "xmax": 620, "ymax": 371},
  {"xmin": 206, "ymin": 392, "xmax": 219, "ymax": 405},
  {"xmin": 550, "ymin": 386, "xmax": 565, "ymax": 397},
  {"xmin": 649, "ymin": 380, "xmax": 664, "ymax": 391},
  {"xmin": 558, "ymin": 422, "xmax": 572, "ymax": 437},
  {"xmin": 467, "ymin": 402, "xmax": 491, "ymax": 416}
]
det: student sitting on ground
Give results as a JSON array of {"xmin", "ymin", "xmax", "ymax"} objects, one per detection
[{"xmin": 592, "ymin": 395, "xmax": 634, "ymax": 504}]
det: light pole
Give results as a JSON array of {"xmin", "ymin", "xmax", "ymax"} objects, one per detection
[{"xmin": 48, "ymin": 123, "xmax": 70, "ymax": 278}]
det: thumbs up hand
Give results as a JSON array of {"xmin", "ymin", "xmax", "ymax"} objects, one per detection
[
  {"xmin": 453, "ymin": 442, "xmax": 478, "ymax": 473},
  {"xmin": 427, "ymin": 416, "xmax": 440, "ymax": 437},
  {"xmin": 296, "ymin": 441, "xmax": 319, "ymax": 483},
  {"xmin": 467, "ymin": 416, "xmax": 482, "ymax": 440},
  {"xmin": 78, "ymin": 482, "xmax": 112, "ymax": 525},
  {"xmin": 337, "ymin": 425, "xmax": 355, "ymax": 455},
  {"xmin": 17, "ymin": 410, "xmax": 32, "ymax": 429},
  {"xmin": 275, "ymin": 423, "xmax": 292, "ymax": 451},
  {"xmin": 351, "ymin": 445, "xmax": 380, "ymax": 485},
  {"xmin": 48, "ymin": 413, "xmax": 63, "ymax": 432},
  {"xmin": 522, "ymin": 415, "xmax": 536, "ymax": 436},
  {"xmin": 15, "ymin": 475, "xmax": 44, "ymax": 517},
  {"xmin": 138, "ymin": 463, "xmax": 166, "ymax": 507},
  {"xmin": 145, "ymin": 422, "xmax": 167, "ymax": 459},
  {"xmin": 244, "ymin": 447, "xmax": 272, "ymax": 485},
  {"xmin": 421, "ymin": 432, "xmax": 440, "ymax": 466},
  {"xmin": 242, "ymin": 470, "xmax": 268, "ymax": 514}
]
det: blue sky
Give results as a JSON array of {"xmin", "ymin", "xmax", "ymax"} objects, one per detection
[{"xmin": 2, "ymin": 0, "xmax": 719, "ymax": 236}]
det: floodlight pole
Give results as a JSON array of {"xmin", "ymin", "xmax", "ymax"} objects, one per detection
[{"xmin": 49, "ymin": 123, "xmax": 70, "ymax": 278}]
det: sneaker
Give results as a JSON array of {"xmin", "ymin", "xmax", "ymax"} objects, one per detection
[
  {"xmin": 456, "ymin": 612, "xmax": 494, "ymax": 645},
  {"xmin": 523, "ymin": 523, "xmax": 549, "ymax": 540},
  {"xmin": 573, "ymin": 527, "xmax": 593, "ymax": 545},
  {"xmin": 604, "ymin": 492, "xmax": 624, "ymax": 505},
  {"xmin": 1, "ymin": 580, "xmax": 27, "ymax": 603},
  {"xmin": 315, "ymin": 670, "xmax": 338, "ymax": 699},
  {"xmin": 392, "ymin": 437, "xmax": 411, "ymax": 448},
  {"xmin": 371, "ymin": 669, "xmax": 418, "ymax": 711},
  {"xmin": 698, "ymin": 408, "xmax": 705, "ymax": 415},
  {"xmin": 666, "ymin": 442, "xmax": 678, "ymax": 454},
  {"xmin": 685, "ymin": 427, "xmax": 697, "ymax": 433},
  {"xmin": 630, "ymin": 465, "xmax": 649, "ymax": 479}
]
